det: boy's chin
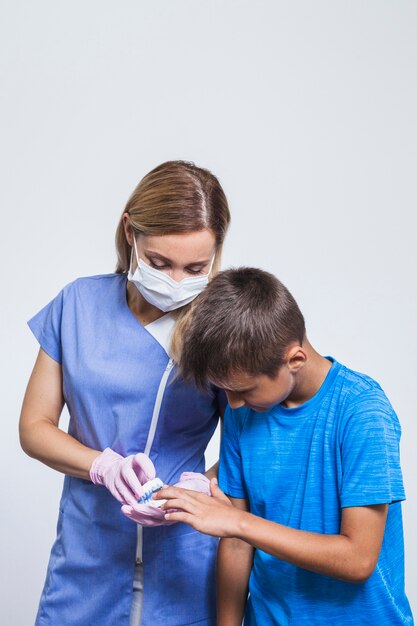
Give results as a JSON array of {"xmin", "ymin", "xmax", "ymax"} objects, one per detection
[{"xmin": 245, "ymin": 404, "xmax": 270, "ymax": 412}]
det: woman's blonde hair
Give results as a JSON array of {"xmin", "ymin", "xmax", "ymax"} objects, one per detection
[{"xmin": 115, "ymin": 160, "xmax": 231, "ymax": 360}]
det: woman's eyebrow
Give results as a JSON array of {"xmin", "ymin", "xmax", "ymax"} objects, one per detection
[
  {"xmin": 145, "ymin": 251, "xmax": 210, "ymax": 266},
  {"xmin": 186, "ymin": 259, "xmax": 211, "ymax": 267},
  {"xmin": 144, "ymin": 251, "xmax": 172, "ymax": 263}
]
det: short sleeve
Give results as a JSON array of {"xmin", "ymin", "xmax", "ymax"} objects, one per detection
[
  {"xmin": 218, "ymin": 406, "xmax": 248, "ymax": 499},
  {"xmin": 27, "ymin": 289, "xmax": 65, "ymax": 364},
  {"xmin": 340, "ymin": 389, "xmax": 405, "ymax": 508}
]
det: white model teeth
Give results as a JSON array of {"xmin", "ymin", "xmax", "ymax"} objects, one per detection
[{"xmin": 138, "ymin": 477, "xmax": 164, "ymax": 505}]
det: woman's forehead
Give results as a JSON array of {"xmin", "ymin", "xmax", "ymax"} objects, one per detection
[{"xmin": 139, "ymin": 229, "xmax": 215, "ymax": 262}]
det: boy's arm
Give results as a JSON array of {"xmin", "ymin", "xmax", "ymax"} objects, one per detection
[
  {"xmin": 236, "ymin": 501, "xmax": 388, "ymax": 583},
  {"xmin": 157, "ymin": 480, "xmax": 388, "ymax": 584},
  {"xmin": 217, "ymin": 497, "xmax": 253, "ymax": 626}
]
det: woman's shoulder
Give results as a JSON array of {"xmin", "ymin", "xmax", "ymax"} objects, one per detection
[
  {"xmin": 62, "ymin": 273, "xmax": 125, "ymax": 297},
  {"xmin": 53, "ymin": 273, "xmax": 126, "ymax": 312}
]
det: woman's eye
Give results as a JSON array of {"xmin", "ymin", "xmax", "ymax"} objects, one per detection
[
  {"xmin": 150, "ymin": 261, "xmax": 169, "ymax": 270},
  {"xmin": 186, "ymin": 267, "xmax": 205, "ymax": 275}
]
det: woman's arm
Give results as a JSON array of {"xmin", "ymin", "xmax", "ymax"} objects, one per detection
[{"xmin": 19, "ymin": 348, "xmax": 100, "ymax": 479}]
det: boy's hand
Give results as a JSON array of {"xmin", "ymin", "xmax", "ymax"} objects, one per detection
[{"xmin": 155, "ymin": 478, "xmax": 242, "ymax": 537}]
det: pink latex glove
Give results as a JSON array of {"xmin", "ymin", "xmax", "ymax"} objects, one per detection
[
  {"xmin": 121, "ymin": 471, "xmax": 211, "ymax": 526},
  {"xmin": 90, "ymin": 447, "xmax": 156, "ymax": 506},
  {"xmin": 121, "ymin": 501, "xmax": 170, "ymax": 527},
  {"xmin": 174, "ymin": 472, "xmax": 211, "ymax": 495}
]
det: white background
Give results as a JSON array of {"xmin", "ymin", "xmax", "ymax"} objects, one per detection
[{"xmin": 1, "ymin": 1, "xmax": 416, "ymax": 622}]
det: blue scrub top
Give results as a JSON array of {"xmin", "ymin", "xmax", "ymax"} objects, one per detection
[{"xmin": 28, "ymin": 273, "xmax": 224, "ymax": 626}]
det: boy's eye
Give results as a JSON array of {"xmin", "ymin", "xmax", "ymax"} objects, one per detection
[{"xmin": 241, "ymin": 389, "xmax": 255, "ymax": 399}]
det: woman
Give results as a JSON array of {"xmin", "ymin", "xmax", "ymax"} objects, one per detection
[{"xmin": 19, "ymin": 160, "xmax": 231, "ymax": 626}]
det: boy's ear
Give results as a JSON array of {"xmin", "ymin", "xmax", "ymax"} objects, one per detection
[{"xmin": 286, "ymin": 345, "xmax": 307, "ymax": 373}]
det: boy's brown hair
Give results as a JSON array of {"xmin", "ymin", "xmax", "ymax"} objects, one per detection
[{"xmin": 180, "ymin": 267, "xmax": 306, "ymax": 390}]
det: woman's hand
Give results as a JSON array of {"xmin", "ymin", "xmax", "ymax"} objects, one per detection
[
  {"xmin": 121, "ymin": 501, "xmax": 174, "ymax": 527},
  {"xmin": 173, "ymin": 471, "xmax": 211, "ymax": 495},
  {"xmin": 90, "ymin": 448, "xmax": 156, "ymax": 506},
  {"xmin": 155, "ymin": 478, "xmax": 243, "ymax": 537},
  {"xmin": 120, "ymin": 471, "xmax": 211, "ymax": 526}
]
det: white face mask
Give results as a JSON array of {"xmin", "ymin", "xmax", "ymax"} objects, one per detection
[{"xmin": 128, "ymin": 237, "xmax": 215, "ymax": 312}]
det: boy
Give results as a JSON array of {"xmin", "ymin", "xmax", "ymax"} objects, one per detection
[{"xmin": 156, "ymin": 268, "xmax": 413, "ymax": 625}]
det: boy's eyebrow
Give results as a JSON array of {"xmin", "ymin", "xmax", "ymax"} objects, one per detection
[{"xmin": 213, "ymin": 381, "xmax": 256, "ymax": 394}]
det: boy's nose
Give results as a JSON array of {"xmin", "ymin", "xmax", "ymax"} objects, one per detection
[{"xmin": 226, "ymin": 391, "xmax": 245, "ymax": 409}]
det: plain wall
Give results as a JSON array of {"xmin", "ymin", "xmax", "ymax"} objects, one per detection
[{"xmin": 1, "ymin": 1, "xmax": 416, "ymax": 623}]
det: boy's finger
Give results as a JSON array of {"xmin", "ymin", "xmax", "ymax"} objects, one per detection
[
  {"xmin": 210, "ymin": 479, "xmax": 229, "ymax": 502},
  {"xmin": 164, "ymin": 511, "xmax": 192, "ymax": 524},
  {"xmin": 161, "ymin": 497, "xmax": 188, "ymax": 511},
  {"xmin": 157, "ymin": 486, "xmax": 203, "ymax": 501},
  {"xmin": 161, "ymin": 496, "xmax": 198, "ymax": 514},
  {"xmin": 155, "ymin": 486, "xmax": 181, "ymax": 499}
]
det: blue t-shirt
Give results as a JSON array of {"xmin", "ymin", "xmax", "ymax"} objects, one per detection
[{"xmin": 219, "ymin": 359, "xmax": 413, "ymax": 625}]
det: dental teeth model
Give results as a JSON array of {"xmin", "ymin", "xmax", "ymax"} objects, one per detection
[{"xmin": 138, "ymin": 477, "xmax": 166, "ymax": 507}]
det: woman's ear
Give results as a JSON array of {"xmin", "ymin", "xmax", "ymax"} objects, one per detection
[{"xmin": 122, "ymin": 213, "xmax": 134, "ymax": 246}]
